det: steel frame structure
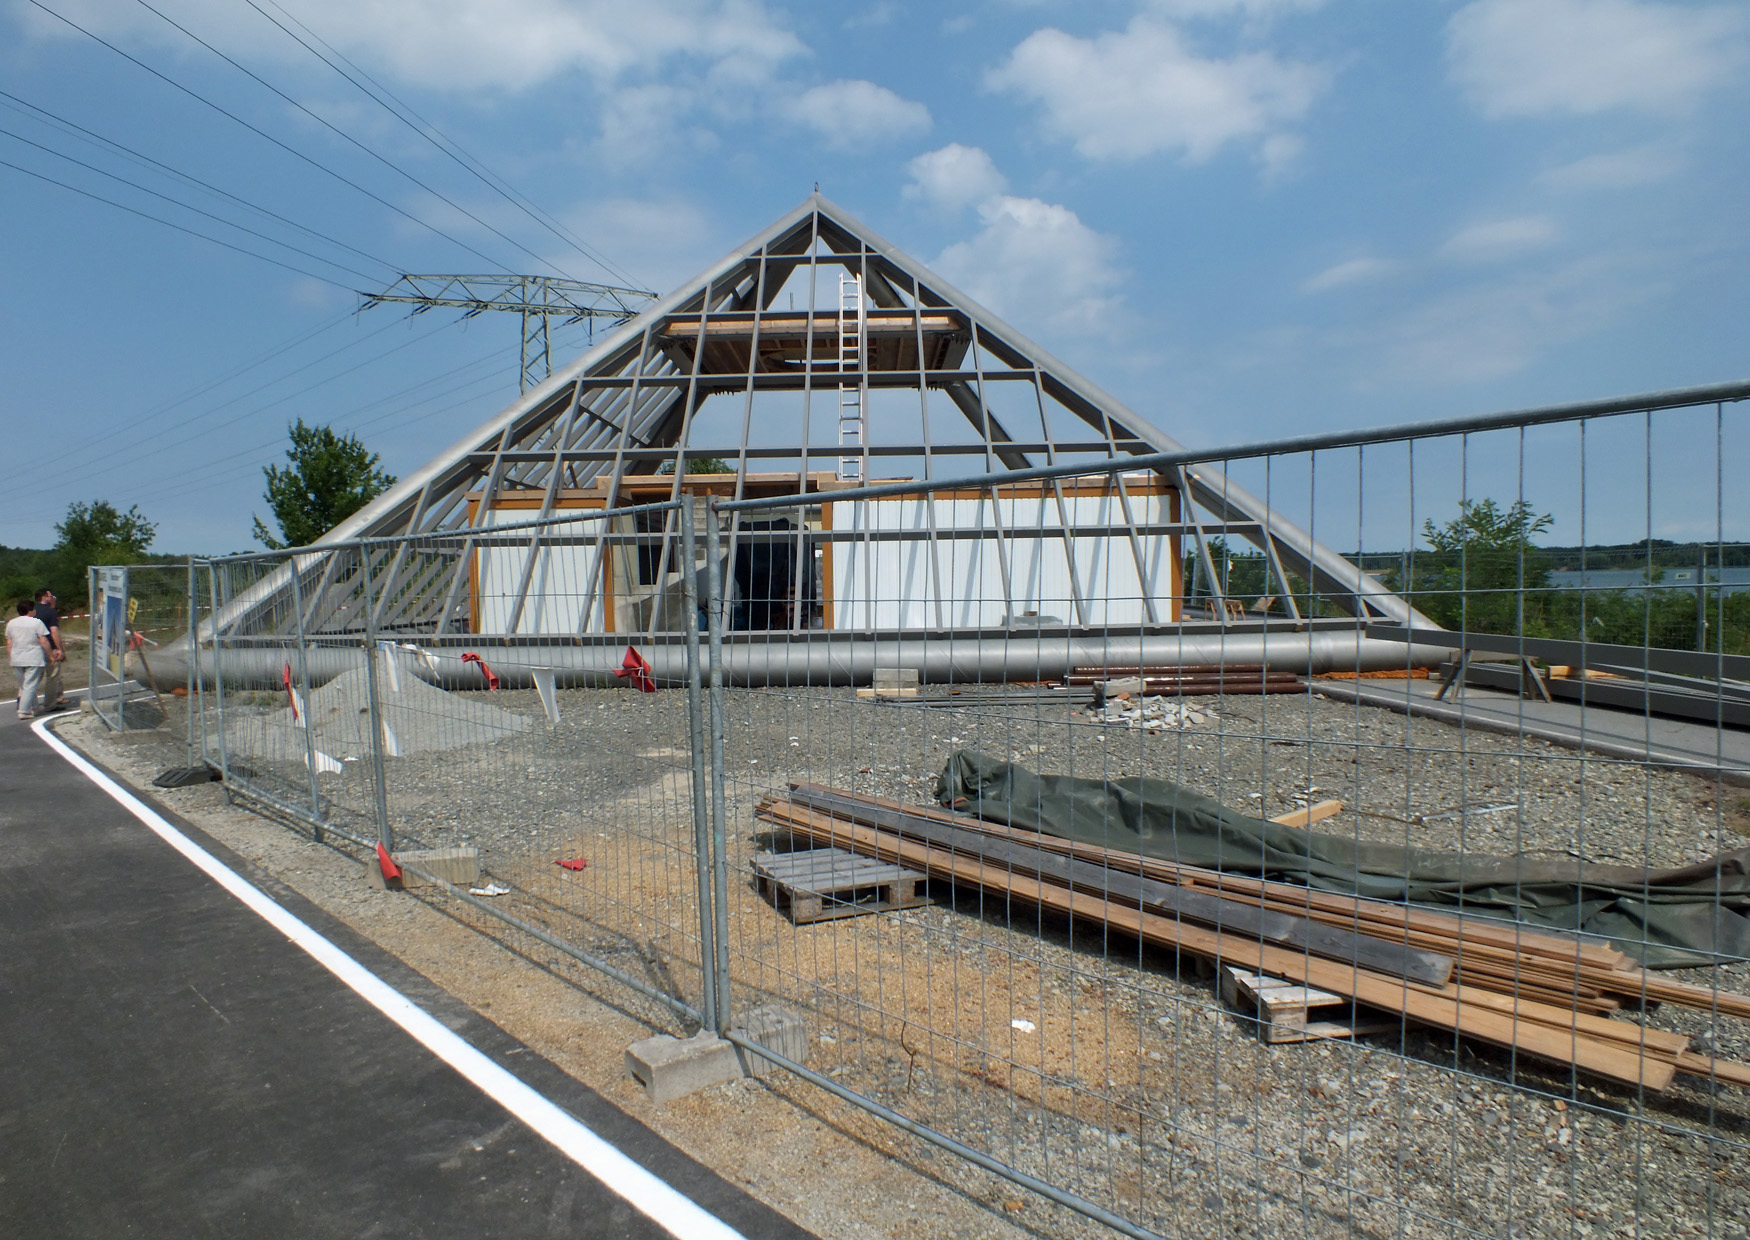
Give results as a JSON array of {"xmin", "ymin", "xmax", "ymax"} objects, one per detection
[
  {"xmin": 279, "ymin": 195, "xmax": 1423, "ymax": 638},
  {"xmin": 362, "ymin": 273, "xmax": 658, "ymax": 392}
]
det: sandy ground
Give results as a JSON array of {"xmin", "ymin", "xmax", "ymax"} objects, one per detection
[
  {"xmin": 59, "ymin": 682, "xmax": 1750, "ymax": 1240},
  {"xmin": 57, "ymin": 707, "xmax": 1100, "ymax": 1240}
]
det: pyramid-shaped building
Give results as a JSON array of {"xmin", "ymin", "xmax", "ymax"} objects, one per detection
[{"xmin": 296, "ymin": 195, "xmax": 1411, "ymax": 645}]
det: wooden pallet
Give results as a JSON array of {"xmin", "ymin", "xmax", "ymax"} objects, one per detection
[
  {"xmin": 752, "ymin": 848, "xmax": 929, "ymax": 924},
  {"xmin": 1220, "ymin": 966, "xmax": 1397, "ymax": 1044}
]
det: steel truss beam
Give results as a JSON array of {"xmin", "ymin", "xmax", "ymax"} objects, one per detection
[{"xmin": 234, "ymin": 194, "xmax": 1428, "ymax": 637}]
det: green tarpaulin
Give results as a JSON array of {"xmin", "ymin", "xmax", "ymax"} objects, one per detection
[{"xmin": 935, "ymin": 750, "xmax": 1750, "ymax": 968}]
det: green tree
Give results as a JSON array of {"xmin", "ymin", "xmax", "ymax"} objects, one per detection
[
  {"xmin": 253, "ymin": 420, "xmax": 396, "ymax": 549},
  {"xmin": 50, "ymin": 500, "xmax": 158, "ymax": 605},
  {"xmin": 657, "ymin": 456, "xmax": 733, "ymax": 474},
  {"xmin": 1412, "ymin": 498, "xmax": 1554, "ymax": 633}
]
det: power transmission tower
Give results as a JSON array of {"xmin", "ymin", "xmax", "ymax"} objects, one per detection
[{"xmin": 362, "ymin": 274, "xmax": 657, "ymax": 391}]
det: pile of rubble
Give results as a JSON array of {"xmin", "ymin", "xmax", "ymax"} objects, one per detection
[{"xmin": 1085, "ymin": 689, "xmax": 1214, "ymax": 733}]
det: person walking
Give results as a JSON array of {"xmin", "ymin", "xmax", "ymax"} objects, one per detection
[
  {"xmin": 7, "ymin": 600, "xmax": 53, "ymax": 720},
  {"xmin": 33, "ymin": 587, "xmax": 67, "ymax": 712}
]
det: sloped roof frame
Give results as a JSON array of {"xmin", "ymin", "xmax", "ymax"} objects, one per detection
[{"xmin": 314, "ymin": 192, "xmax": 1417, "ymax": 627}]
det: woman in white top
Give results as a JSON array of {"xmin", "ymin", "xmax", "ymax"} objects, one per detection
[{"xmin": 6, "ymin": 600, "xmax": 53, "ymax": 719}]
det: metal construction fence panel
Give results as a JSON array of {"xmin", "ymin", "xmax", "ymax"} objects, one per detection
[
  {"xmin": 194, "ymin": 503, "xmax": 724, "ymax": 1037},
  {"xmin": 703, "ymin": 393, "xmax": 1750, "ymax": 1240},
  {"xmin": 124, "ymin": 562, "xmax": 204, "ymax": 747},
  {"xmin": 140, "ymin": 386, "xmax": 1750, "ymax": 1240}
]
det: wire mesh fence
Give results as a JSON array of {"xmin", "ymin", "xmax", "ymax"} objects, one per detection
[{"xmin": 91, "ymin": 388, "xmax": 1750, "ymax": 1239}]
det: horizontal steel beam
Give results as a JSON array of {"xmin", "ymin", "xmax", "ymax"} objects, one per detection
[
  {"xmin": 467, "ymin": 442, "xmax": 1150, "ymax": 464},
  {"xmin": 1365, "ymin": 624, "xmax": 1750, "ymax": 682},
  {"xmin": 569, "ymin": 369, "xmax": 1043, "ymax": 389}
]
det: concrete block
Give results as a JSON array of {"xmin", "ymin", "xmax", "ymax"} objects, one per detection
[
  {"xmin": 872, "ymin": 667, "xmax": 920, "ymax": 690},
  {"xmin": 625, "ymin": 1032, "xmax": 743, "ymax": 1105},
  {"xmin": 393, "ymin": 847, "xmax": 481, "ymax": 890},
  {"xmin": 728, "ymin": 1004, "xmax": 808, "ymax": 1079}
]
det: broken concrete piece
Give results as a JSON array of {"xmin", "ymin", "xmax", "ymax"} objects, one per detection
[
  {"xmin": 393, "ymin": 846, "xmax": 481, "ymax": 889},
  {"xmin": 625, "ymin": 1031, "xmax": 743, "ymax": 1105},
  {"xmin": 625, "ymin": 1005, "xmax": 811, "ymax": 1102},
  {"xmin": 727, "ymin": 1005, "xmax": 808, "ymax": 1079}
]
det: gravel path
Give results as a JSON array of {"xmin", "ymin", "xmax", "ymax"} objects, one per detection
[{"xmin": 163, "ymin": 681, "xmax": 1750, "ymax": 1238}]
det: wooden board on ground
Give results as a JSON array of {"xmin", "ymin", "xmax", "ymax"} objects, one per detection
[
  {"xmin": 1271, "ymin": 800, "xmax": 1344, "ymax": 829},
  {"xmin": 752, "ymin": 848, "xmax": 929, "ymax": 924},
  {"xmin": 1220, "ymin": 965, "xmax": 1397, "ymax": 1044}
]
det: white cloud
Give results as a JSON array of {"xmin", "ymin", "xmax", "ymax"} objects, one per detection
[
  {"xmin": 1374, "ymin": 258, "xmax": 1647, "ymax": 384},
  {"xmin": 988, "ymin": 17, "xmax": 1328, "ymax": 163},
  {"xmin": 1447, "ymin": 0, "xmax": 1748, "ymax": 118},
  {"xmin": 557, "ymin": 196, "xmax": 717, "ymax": 295},
  {"xmin": 1539, "ymin": 144, "xmax": 1684, "ymax": 191},
  {"xmin": 1303, "ymin": 256, "xmax": 1395, "ymax": 294},
  {"xmin": 1145, "ymin": 0, "xmax": 1325, "ymax": 18},
  {"xmin": 792, "ymin": 80, "xmax": 932, "ymax": 149},
  {"xmin": 1439, "ymin": 216, "xmax": 1560, "ymax": 262},
  {"xmin": 935, "ymin": 195, "xmax": 1122, "ymax": 335},
  {"xmin": 590, "ymin": 84, "xmax": 709, "ymax": 168},
  {"xmin": 22, "ymin": 0, "xmax": 807, "ymax": 93},
  {"xmin": 904, "ymin": 144, "xmax": 1008, "ymax": 212}
]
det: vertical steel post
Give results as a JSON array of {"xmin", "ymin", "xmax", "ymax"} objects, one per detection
[
  {"xmin": 87, "ymin": 565, "xmax": 98, "ymax": 727},
  {"xmin": 679, "ymin": 501, "xmax": 719, "ymax": 1031},
  {"xmin": 117, "ymin": 567, "xmax": 127, "ymax": 731},
  {"xmin": 286, "ymin": 556, "xmax": 326, "ymax": 843},
  {"xmin": 207, "ymin": 565, "xmax": 231, "ymax": 788},
  {"xmin": 1696, "ymin": 542, "xmax": 1708, "ymax": 652},
  {"xmin": 704, "ymin": 499, "xmax": 732, "ymax": 1032},
  {"xmin": 184, "ymin": 557, "xmax": 197, "ymax": 764},
  {"xmin": 192, "ymin": 562, "xmax": 210, "ymax": 767},
  {"xmin": 357, "ymin": 548, "xmax": 395, "ymax": 854}
]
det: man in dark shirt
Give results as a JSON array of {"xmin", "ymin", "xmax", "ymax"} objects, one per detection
[{"xmin": 33, "ymin": 588, "xmax": 67, "ymax": 712}]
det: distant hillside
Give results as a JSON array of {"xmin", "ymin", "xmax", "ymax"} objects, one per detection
[
  {"xmin": 1342, "ymin": 538, "xmax": 1750, "ymax": 575},
  {"xmin": 0, "ymin": 545, "xmax": 188, "ymax": 609}
]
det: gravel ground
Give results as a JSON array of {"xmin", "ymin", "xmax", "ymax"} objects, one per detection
[{"xmin": 94, "ymin": 682, "xmax": 1750, "ymax": 1239}]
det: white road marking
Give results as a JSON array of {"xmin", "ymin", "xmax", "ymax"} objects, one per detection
[{"xmin": 31, "ymin": 718, "xmax": 746, "ymax": 1240}]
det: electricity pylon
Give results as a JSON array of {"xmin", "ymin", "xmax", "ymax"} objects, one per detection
[{"xmin": 362, "ymin": 274, "xmax": 657, "ymax": 391}]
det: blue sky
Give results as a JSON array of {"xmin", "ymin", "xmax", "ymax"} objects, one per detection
[{"xmin": 2, "ymin": 0, "xmax": 1746, "ymax": 553}]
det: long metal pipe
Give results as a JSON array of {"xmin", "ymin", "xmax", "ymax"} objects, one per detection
[{"xmin": 151, "ymin": 626, "xmax": 1447, "ymax": 690}]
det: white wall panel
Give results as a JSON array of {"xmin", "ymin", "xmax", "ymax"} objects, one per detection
[{"xmin": 830, "ymin": 492, "xmax": 1175, "ymax": 630}]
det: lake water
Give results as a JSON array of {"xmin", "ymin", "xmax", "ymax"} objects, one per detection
[{"xmin": 1546, "ymin": 566, "xmax": 1750, "ymax": 596}]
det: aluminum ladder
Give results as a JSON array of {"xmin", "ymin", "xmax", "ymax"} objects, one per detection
[{"xmin": 836, "ymin": 273, "xmax": 865, "ymax": 482}]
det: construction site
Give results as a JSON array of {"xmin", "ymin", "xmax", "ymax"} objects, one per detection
[{"xmin": 55, "ymin": 197, "xmax": 1750, "ymax": 1239}]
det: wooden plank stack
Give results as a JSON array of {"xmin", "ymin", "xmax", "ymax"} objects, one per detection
[
  {"xmin": 755, "ymin": 784, "xmax": 1750, "ymax": 1092},
  {"xmin": 1068, "ymin": 664, "xmax": 1302, "ymax": 696}
]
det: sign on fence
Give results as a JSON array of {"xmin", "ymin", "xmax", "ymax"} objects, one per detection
[{"xmin": 90, "ymin": 566, "xmax": 128, "ymax": 729}]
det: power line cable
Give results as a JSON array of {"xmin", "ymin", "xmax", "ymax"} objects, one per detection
[
  {"xmin": 245, "ymin": 0, "xmax": 645, "ymax": 290},
  {"xmin": 135, "ymin": 358, "xmax": 514, "ymax": 509},
  {"xmin": 159, "ymin": 367, "xmax": 505, "ymax": 494},
  {"xmin": 0, "ymin": 154, "xmax": 353, "ymax": 288},
  {"xmin": 0, "ymin": 123, "xmax": 383, "ymax": 283},
  {"xmin": 0, "ymin": 88, "xmax": 402, "ymax": 280},
  {"xmin": 136, "ymin": 309, "xmax": 356, "ymax": 418},
  {"xmin": 11, "ymin": 315, "xmax": 410, "ymax": 483},
  {"xmin": 3, "ymin": 316, "xmax": 470, "ymax": 523},
  {"xmin": 21, "ymin": 0, "xmax": 515, "ymax": 272},
  {"xmin": 131, "ymin": 0, "xmax": 565, "ymax": 280},
  {"xmin": 101, "ymin": 315, "xmax": 462, "ymax": 469}
]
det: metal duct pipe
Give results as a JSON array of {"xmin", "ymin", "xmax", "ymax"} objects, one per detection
[{"xmin": 151, "ymin": 627, "xmax": 1446, "ymax": 691}]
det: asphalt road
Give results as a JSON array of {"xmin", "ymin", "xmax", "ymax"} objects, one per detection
[{"xmin": 0, "ymin": 702, "xmax": 811, "ymax": 1239}]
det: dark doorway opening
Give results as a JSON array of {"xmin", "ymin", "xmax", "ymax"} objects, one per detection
[{"xmin": 731, "ymin": 520, "xmax": 814, "ymax": 630}]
